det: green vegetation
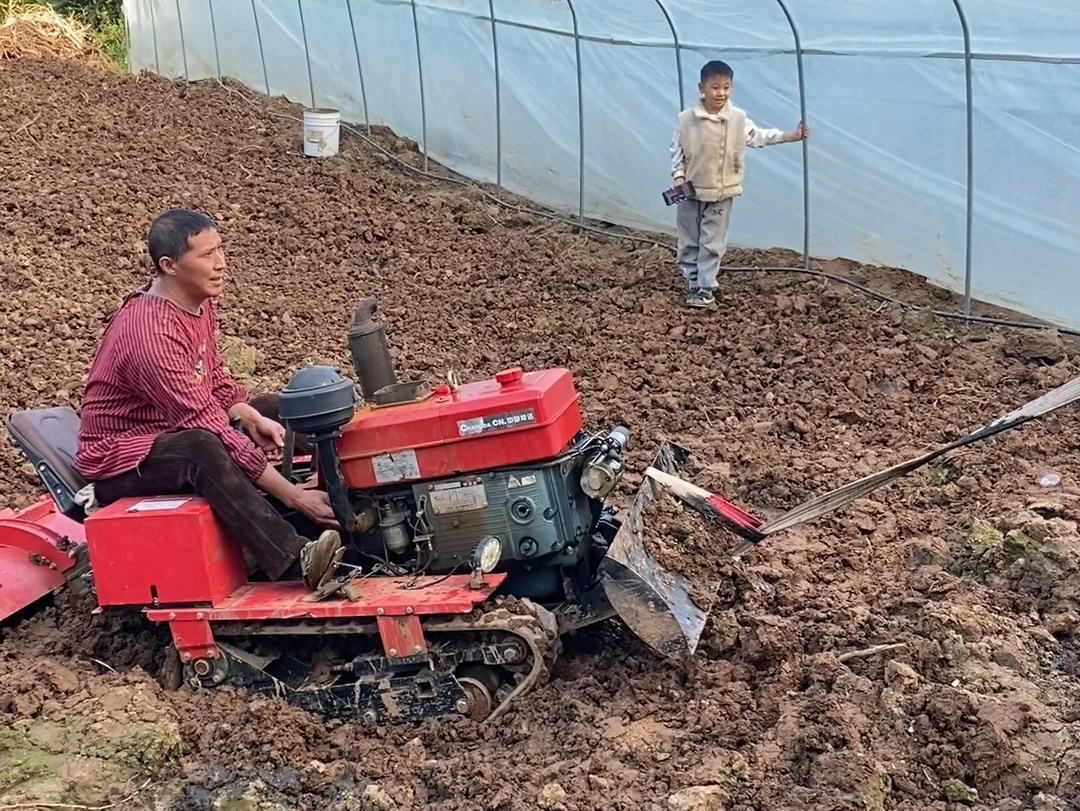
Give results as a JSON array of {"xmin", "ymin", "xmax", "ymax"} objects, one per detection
[{"xmin": 49, "ymin": 0, "xmax": 125, "ymax": 66}]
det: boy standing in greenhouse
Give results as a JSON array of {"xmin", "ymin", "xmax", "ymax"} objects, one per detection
[{"xmin": 670, "ymin": 59, "xmax": 808, "ymax": 309}]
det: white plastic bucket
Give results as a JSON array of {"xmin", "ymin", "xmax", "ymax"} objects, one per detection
[{"xmin": 303, "ymin": 108, "xmax": 340, "ymax": 158}]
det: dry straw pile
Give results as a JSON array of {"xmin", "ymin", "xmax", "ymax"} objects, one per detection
[{"xmin": 0, "ymin": 3, "xmax": 93, "ymax": 60}]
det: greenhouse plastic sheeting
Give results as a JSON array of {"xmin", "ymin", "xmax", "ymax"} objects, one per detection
[{"xmin": 121, "ymin": 0, "xmax": 1080, "ymax": 330}]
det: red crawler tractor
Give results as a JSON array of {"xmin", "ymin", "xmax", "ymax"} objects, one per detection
[{"xmin": 0, "ymin": 299, "xmax": 707, "ymax": 724}]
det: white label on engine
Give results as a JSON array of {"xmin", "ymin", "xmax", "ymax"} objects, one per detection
[
  {"xmin": 429, "ymin": 482, "xmax": 488, "ymax": 515},
  {"xmin": 371, "ymin": 449, "xmax": 421, "ymax": 484}
]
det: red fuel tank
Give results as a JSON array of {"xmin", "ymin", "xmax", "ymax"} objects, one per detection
[{"xmin": 335, "ymin": 367, "xmax": 583, "ymax": 489}]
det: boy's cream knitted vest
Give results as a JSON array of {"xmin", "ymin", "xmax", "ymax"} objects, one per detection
[{"xmin": 678, "ymin": 103, "xmax": 747, "ymax": 201}]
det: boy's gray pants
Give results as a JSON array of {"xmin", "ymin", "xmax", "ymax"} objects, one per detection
[{"xmin": 676, "ymin": 198, "xmax": 733, "ymax": 291}]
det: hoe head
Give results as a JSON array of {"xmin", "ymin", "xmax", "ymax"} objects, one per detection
[{"xmin": 598, "ymin": 441, "xmax": 721, "ymax": 661}]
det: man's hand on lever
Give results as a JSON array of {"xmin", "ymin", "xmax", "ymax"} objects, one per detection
[{"xmin": 230, "ymin": 402, "xmax": 287, "ymax": 460}]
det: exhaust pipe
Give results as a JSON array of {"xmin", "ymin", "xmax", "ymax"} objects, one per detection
[{"xmin": 347, "ymin": 297, "xmax": 397, "ymax": 402}]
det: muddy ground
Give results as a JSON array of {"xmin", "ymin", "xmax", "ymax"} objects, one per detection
[{"xmin": 2, "ymin": 52, "xmax": 1080, "ymax": 811}]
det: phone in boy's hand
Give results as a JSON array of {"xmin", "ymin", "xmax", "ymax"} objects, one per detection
[{"xmin": 662, "ymin": 181, "xmax": 694, "ymax": 206}]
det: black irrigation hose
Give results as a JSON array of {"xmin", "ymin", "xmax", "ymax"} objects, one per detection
[{"xmin": 217, "ymin": 80, "xmax": 1080, "ymax": 339}]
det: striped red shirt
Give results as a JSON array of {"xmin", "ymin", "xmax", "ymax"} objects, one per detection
[{"xmin": 74, "ymin": 287, "xmax": 268, "ymax": 483}]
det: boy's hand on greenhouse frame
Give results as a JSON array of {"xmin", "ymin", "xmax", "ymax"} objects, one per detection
[{"xmin": 785, "ymin": 122, "xmax": 809, "ymax": 142}]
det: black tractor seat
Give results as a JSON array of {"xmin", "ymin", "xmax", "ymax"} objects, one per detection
[{"xmin": 5, "ymin": 406, "xmax": 87, "ymax": 519}]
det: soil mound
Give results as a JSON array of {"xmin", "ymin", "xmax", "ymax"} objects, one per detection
[{"xmin": 2, "ymin": 53, "xmax": 1080, "ymax": 810}]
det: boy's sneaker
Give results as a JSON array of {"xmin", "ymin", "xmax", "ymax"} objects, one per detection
[{"xmin": 685, "ymin": 288, "xmax": 715, "ymax": 309}]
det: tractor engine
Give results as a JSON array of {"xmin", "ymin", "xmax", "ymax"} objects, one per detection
[{"xmin": 277, "ymin": 299, "xmax": 628, "ymax": 604}]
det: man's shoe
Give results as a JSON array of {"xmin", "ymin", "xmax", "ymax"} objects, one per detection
[{"xmin": 300, "ymin": 530, "xmax": 345, "ymax": 590}]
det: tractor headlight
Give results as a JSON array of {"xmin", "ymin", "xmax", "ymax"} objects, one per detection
[{"xmin": 470, "ymin": 535, "xmax": 502, "ymax": 573}]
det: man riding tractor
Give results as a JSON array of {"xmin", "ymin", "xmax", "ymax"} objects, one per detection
[{"xmin": 73, "ymin": 208, "xmax": 345, "ymax": 591}]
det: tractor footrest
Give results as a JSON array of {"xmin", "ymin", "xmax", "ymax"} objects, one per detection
[{"xmin": 146, "ymin": 573, "xmax": 507, "ymax": 623}]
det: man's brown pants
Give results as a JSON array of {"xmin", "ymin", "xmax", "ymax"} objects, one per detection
[{"xmin": 92, "ymin": 394, "xmax": 312, "ymax": 580}]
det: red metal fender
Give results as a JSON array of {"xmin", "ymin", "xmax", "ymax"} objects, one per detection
[{"xmin": 0, "ymin": 496, "xmax": 87, "ymax": 622}]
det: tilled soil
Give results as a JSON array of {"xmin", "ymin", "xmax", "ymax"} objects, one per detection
[{"xmin": 3, "ymin": 53, "xmax": 1080, "ymax": 811}]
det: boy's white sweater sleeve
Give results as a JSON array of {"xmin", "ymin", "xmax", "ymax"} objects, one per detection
[
  {"xmin": 670, "ymin": 129, "xmax": 686, "ymax": 179},
  {"xmin": 745, "ymin": 117, "xmax": 787, "ymax": 147}
]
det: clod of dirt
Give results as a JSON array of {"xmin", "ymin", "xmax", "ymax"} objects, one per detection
[
  {"xmin": 884, "ymin": 660, "xmax": 921, "ymax": 692},
  {"xmin": 687, "ymin": 749, "xmax": 750, "ymax": 788},
  {"xmin": 941, "ymin": 778, "xmax": 979, "ymax": 804},
  {"xmin": 909, "ymin": 308, "xmax": 943, "ymax": 332},
  {"xmin": 220, "ymin": 334, "xmax": 259, "ymax": 377},
  {"xmin": 637, "ymin": 467, "xmax": 743, "ymax": 612},
  {"xmin": 808, "ymin": 752, "xmax": 892, "ymax": 811},
  {"xmin": 536, "ymin": 782, "xmax": 567, "ymax": 810},
  {"xmin": 701, "ymin": 609, "xmax": 740, "ymax": 656},
  {"xmin": 1028, "ymin": 498, "xmax": 1067, "ymax": 518},
  {"xmin": 1003, "ymin": 329, "xmax": 1069, "ymax": 363},
  {"xmin": 361, "ymin": 784, "xmax": 396, "ymax": 811},
  {"xmin": 1032, "ymin": 794, "xmax": 1070, "ymax": 811},
  {"xmin": 967, "ymin": 518, "xmax": 1005, "ymax": 555},
  {"xmin": 666, "ymin": 785, "xmax": 728, "ymax": 811}
]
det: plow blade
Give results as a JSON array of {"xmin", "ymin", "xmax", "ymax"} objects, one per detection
[{"xmin": 598, "ymin": 441, "xmax": 720, "ymax": 661}]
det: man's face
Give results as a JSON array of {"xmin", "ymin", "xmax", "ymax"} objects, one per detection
[
  {"xmin": 700, "ymin": 75, "xmax": 732, "ymax": 112},
  {"xmin": 166, "ymin": 228, "xmax": 227, "ymax": 300}
]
